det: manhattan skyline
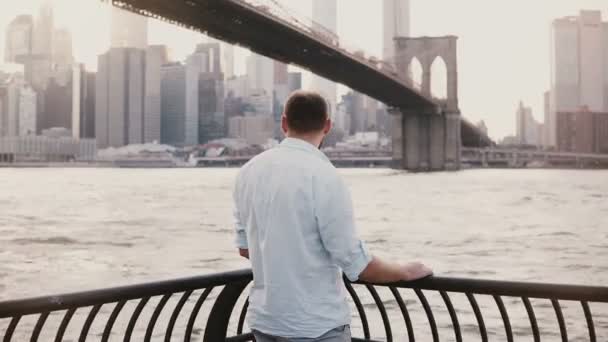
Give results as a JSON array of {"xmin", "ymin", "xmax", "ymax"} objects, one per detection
[{"xmin": 1, "ymin": 0, "xmax": 607, "ymax": 139}]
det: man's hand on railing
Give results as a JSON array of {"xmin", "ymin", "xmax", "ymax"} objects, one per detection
[
  {"xmin": 402, "ymin": 262, "xmax": 434, "ymax": 281},
  {"xmin": 239, "ymin": 248, "xmax": 250, "ymax": 259},
  {"xmin": 358, "ymin": 256, "xmax": 433, "ymax": 284}
]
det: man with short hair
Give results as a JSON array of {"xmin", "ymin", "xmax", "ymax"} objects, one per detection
[{"xmin": 233, "ymin": 91, "xmax": 432, "ymax": 341}]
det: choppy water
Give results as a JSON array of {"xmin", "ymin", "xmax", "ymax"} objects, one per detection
[{"xmin": 1, "ymin": 168, "xmax": 607, "ymax": 341}]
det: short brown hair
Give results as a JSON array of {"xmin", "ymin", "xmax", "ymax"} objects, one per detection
[{"xmin": 284, "ymin": 91, "xmax": 328, "ymax": 133}]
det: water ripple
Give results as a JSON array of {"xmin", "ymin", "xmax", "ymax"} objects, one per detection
[{"xmin": 9, "ymin": 237, "xmax": 134, "ymax": 248}]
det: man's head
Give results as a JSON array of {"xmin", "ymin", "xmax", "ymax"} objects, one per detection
[{"xmin": 282, "ymin": 91, "xmax": 331, "ymax": 146}]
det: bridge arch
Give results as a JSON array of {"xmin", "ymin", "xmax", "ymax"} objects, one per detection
[
  {"xmin": 430, "ymin": 55, "xmax": 448, "ymax": 99},
  {"xmin": 407, "ymin": 57, "xmax": 423, "ymax": 91},
  {"xmin": 394, "ymin": 36, "xmax": 459, "ymax": 112}
]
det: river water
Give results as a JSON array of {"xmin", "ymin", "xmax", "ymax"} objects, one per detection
[{"xmin": 1, "ymin": 168, "xmax": 607, "ymax": 341}]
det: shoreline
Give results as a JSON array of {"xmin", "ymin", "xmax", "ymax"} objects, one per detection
[{"xmin": 1, "ymin": 162, "xmax": 608, "ymax": 170}]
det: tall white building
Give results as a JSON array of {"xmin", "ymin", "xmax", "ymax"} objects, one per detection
[
  {"xmin": 246, "ymin": 53, "xmax": 274, "ymax": 100},
  {"xmin": 50, "ymin": 28, "xmax": 74, "ymax": 87},
  {"xmin": 0, "ymin": 80, "xmax": 20, "ymax": 137},
  {"xmin": 110, "ymin": 7, "xmax": 148, "ymax": 49},
  {"xmin": 183, "ymin": 48, "xmax": 210, "ymax": 145},
  {"xmin": 160, "ymin": 63, "xmax": 187, "ymax": 146},
  {"xmin": 0, "ymin": 90, "xmax": 5, "ymax": 137},
  {"xmin": 4, "ymin": 15, "xmax": 34, "ymax": 64},
  {"xmin": 383, "ymin": 0, "xmax": 410, "ymax": 61},
  {"xmin": 228, "ymin": 115, "xmax": 274, "ymax": 145},
  {"xmin": 144, "ymin": 45, "xmax": 168, "ymax": 143},
  {"xmin": 95, "ymin": 48, "xmax": 146, "ymax": 148},
  {"xmin": 72, "ymin": 63, "xmax": 84, "ymax": 139},
  {"xmin": 4, "ymin": 79, "xmax": 22, "ymax": 137},
  {"xmin": 52, "ymin": 28, "xmax": 73, "ymax": 66},
  {"xmin": 548, "ymin": 10, "xmax": 608, "ymax": 147},
  {"xmin": 516, "ymin": 101, "xmax": 540, "ymax": 146},
  {"xmin": 334, "ymin": 102, "xmax": 351, "ymax": 134},
  {"xmin": 578, "ymin": 11, "xmax": 604, "ymax": 112},
  {"xmin": 221, "ymin": 43, "xmax": 235, "ymax": 79},
  {"xmin": 311, "ymin": 0, "xmax": 337, "ymax": 114},
  {"xmin": 18, "ymin": 86, "xmax": 37, "ymax": 136},
  {"xmin": 32, "ymin": 1, "xmax": 54, "ymax": 57}
]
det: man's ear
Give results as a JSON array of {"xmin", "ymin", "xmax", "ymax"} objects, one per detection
[
  {"xmin": 323, "ymin": 119, "xmax": 332, "ymax": 135},
  {"xmin": 281, "ymin": 114, "xmax": 289, "ymax": 135}
]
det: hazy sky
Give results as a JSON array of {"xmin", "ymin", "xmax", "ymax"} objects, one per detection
[{"xmin": 1, "ymin": 0, "xmax": 607, "ymax": 139}]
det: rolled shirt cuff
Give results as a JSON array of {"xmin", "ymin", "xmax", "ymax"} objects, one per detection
[
  {"xmin": 342, "ymin": 240, "xmax": 373, "ymax": 282},
  {"xmin": 235, "ymin": 230, "xmax": 248, "ymax": 249}
]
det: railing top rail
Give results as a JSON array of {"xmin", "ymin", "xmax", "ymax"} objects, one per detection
[
  {"xmin": 0, "ymin": 269, "xmax": 253, "ymax": 319},
  {"xmin": 358, "ymin": 276, "xmax": 608, "ymax": 303},
  {"xmin": 2, "ymin": 269, "xmax": 607, "ymax": 320}
]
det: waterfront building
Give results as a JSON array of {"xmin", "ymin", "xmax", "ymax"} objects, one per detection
[
  {"xmin": 548, "ymin": 11, "xmax": 608, "ymax": 147},
  {"xmin": 95, "ymin": 48, "xmax": 146, "ymax": 148}
]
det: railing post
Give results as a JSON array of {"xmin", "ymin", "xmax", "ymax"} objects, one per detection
[{"xmin": 203, "ymin": 280, "xmax": 250, "ymax": 342}]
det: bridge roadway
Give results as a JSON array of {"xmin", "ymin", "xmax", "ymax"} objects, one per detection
[{"xmin": 110, "ymin": 0, "xmax": 435, "ymax": 111}]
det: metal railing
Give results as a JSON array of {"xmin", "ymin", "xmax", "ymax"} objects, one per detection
[
  {"xmin": 1, "ymin": 269, "xmax": 607, "ymax": 341},
  {"xmin": 0, "ymin": 270, "xmax": 254, "ymax": 342}
]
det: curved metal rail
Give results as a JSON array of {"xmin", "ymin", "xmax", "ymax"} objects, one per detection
[{"xmin": 1, "ymin": 270, "xmax": 607, "ymax": 341}]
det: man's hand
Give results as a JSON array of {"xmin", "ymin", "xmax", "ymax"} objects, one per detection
[
  {"xmin": 239, "ymin": 248, "xmax": 249, "ymax": 259},
  {"xmin": 359, "ymin": 257, "xmax": 432, "ymax": 283},
  {"xmin": 401, "ymin": 262, "xmax": 433, "ymax": 281}
]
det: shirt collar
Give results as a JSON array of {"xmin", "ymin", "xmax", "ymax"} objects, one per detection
[{"xmin": 279, "ymin": 137, "xmax": 330, "ymax": 163}]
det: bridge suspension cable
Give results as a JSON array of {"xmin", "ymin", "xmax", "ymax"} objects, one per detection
[{"xmin": 234, "ymin": 0, "xmax": 432, "ymax": 94}]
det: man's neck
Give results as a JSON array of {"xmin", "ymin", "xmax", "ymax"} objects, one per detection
[{"xmin": 286, "ymin": 133, "xmax": 323, "ymax": 149}]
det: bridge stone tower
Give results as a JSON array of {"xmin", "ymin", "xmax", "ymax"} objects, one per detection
[{"xmin": 391, "ymin": 36, "xmax": 461, "ymax": 171}]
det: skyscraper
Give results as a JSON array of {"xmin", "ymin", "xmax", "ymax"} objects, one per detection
[
  {"xmin": 311, "ymin": 0, "xmax": 337, "ymax": 114},
  {"xmin": 0, "ymin": 77, "xmax": 22, "ymax": 137},
  {"xmin": 183, "ymin": 44, "xmax": 220, "ymax": 145},
  {"xmin": 95, "ymin": 48, "xmax": 146, "ymax": 148},
  {"xmin": 160, "ymin": 63, "xmax": 188, "ymax": 146},
  {"xmin": 548, "ymin": 11, "xmax": 608, "ymax": 147},
  {"xmin": 18, "ymin": 86, "xmax": 37, "ymax": 136},
  {"xmin": 32, "ymin": 1, "xmax": 54, "ymax": 58},
  {"xmin": 383, "ymin": 0, "xmax": 410, "ymax": 61},
  {"xmin": 287, "ymin": 72, "xmax": 302, "ymax": 93},
  {"xmin": 26, "ymin": 57, "xmax": 53, "ymax": 90},
  {"xmin": 110, "ymin": 7, "xmax": 148, "ymax": 49},
  {"xmin": 194, "ymin": 43, "xmax": 221, "ymax": 73},
  {"xmin": 43, "ymin": 77, "xmax": 72, "ymax": 132},
  {"xmin": 0, "ymin": 87, "xmax": 6, "ymax": 137},
  {"xmin": 516, "ymin": 101, "xmax": 540, "ymax": 146},
  {"xmin": 144, "ymin": 45, "xmax": 169, "ymax": 143},
  {"xmin": 578, "ymin": 11, "xmax": 604, "ymax": 112},
  {"xmin": 221, "ymin": 43, "xmax": 235, "ymax": 79},
  {"xmin": 246, "ymin": 53, "xmax": 274, "ymax": 100},
  {"xmin": 72, "ymin": 64, "xmax": 96, "ymax": 139},
  {"xmin": 52, "ymin": 28, "xmax": 73, "ymax": 66},
  {"xmin": 342, "ymin": 91, "xmax": 365, "ymax": 135},
  {"xmin": 334, "ymin": 102, "xmax": 351, "ymax": 134},
  {"xmin": 199, "ymin": 72, "xmax": 225, "ymax": 143},
  {"xmin": 4, "ymin": 15, "xmax": 34, "ymax": 64},
  {"xmin": 272, "ymin": 62, "xmax": 289, "ymax": 138}
]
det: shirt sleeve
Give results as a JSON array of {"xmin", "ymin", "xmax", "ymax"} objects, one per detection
[
  {"xmin": 315, "ymin": 173, "xmax": 372, "ymax": 282},
  {"xmin": 233, "ymin": 174, "xmax": 248, "ymax": 249}
]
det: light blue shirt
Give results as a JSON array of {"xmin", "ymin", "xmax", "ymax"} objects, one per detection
[{"xmin": 233, "ymin": 137, "xmax": 372, "ymax": 338}]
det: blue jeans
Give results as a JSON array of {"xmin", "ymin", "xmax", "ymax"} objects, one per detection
[{"xmin": 252, "ymin": 325, "xmax": 351, "ymax": 342}]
